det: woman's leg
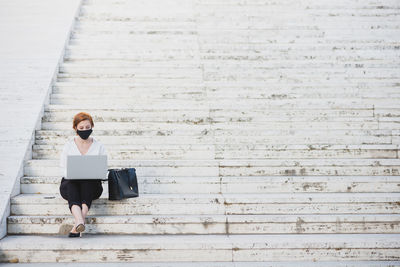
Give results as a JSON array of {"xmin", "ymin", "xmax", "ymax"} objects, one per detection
[
  {"xmin": 61, "ymin": 178, "xmax": 85, "ymax": 232},
  {"xmin": 70, "ymin": 205, "xmax": 85, "ymax": 233},
  {"xmin": 80, "ymin": 180, "xmax": 102, "ymax": 221},
  {"xmin": 81, "ymin": 203, "xmax": 89, "ymax": 220}
]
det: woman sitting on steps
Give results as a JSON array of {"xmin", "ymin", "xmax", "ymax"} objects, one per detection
[{"xmin": 59, "ymin": 112, "xmax": 107, "ymax": 237}]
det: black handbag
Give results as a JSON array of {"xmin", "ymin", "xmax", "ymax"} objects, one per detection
[{"xmin": 107, "ymin": 168, "xmax": 139, "ymax": 200}]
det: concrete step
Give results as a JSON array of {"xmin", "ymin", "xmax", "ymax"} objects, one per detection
[
  {"xmin": 32, "ymin": 134, "xmax": 395, "ymax": 146},
  {"xmin": 73, "ymin": 16, "xmax": 400, "ymax": 26},
  {"xmin": 57, "ymin": 62, "xmax": 400, "ymax": 79},
  {"xmin": 63, "ymin": 53, "xmax": 197, "ymax": 61},
  {"xmin": 49, "ymin": 87, "xmax": 399, "ymax": 100},
  {"xmin": 38, "ymin": 107, "xmax": 398, "ymax": 120},
  {"xmin": 50, "ymin": 93, "xmax": 206, "ymax": 101},
  {"xmin": 32, "ymin": 146, "xmax": 398, "ymax": 160},
  {"xmin": 212, "ymin": 135, "xmax": 391, "ymax": 145},
  {"xmin": 47, "ymin": 92, "xmax": 396, "ymax": 101},
  {"xmin": 32, "ymin": 150, "xmax": 398, "ymax": 160},
  {"xmin": 33, "ymin": 136, "xmax": 213, "ymax": 146},
  {"xmin": 43, "ymin": 104, "xmax": 209, "ymax": 112},
  {"xmin": 19, "ymin": 175, "xmax": 400, "ymax": 194},
  {"xmin": 23, "ymin": 159, "xmax": 400, "ymax": 177},
  {"xmin": 58, "ymin": 59, "xmax": 393, "ymax": 70},
  {"xmin": 82, "ymin": 0, "xmax": 400, "ymax": 8},
  {"xmin": 42, "ymin": 111, "xmax": 382, "ymax": 123},
  {"xmin": 1, "ymin": 234, "xmax": 399, "ymax": 262},
  {"xmin": 68, "ymin": 34, "xmax": 397, "ymax": 45},
  {"xmin": 39, "ymin": 120, "xmax": 384, "ymax": 131},
  {"xmin": 44, "ymin": 98, "xmax": 398, "ymax": 109},
  {"xmin": 49, "ymin": 97, "xmax": 209, "ymax": 106},
  {"xmin": 33, "ymin": 148, "xmax": 214, "ymax": 160},
  {"xmin": 57, "ymin": 68, "xmax": 202, "ymax": 77},
  {"xmin": 64, "ymin": 41, "xmax": 400, "ymax": 54},
  {"xmin": 69, "ymin": 26, "xmax": 399, "ymax": 38},
  {"xmin": 10, "ymin": 193, "xmax": 400, "ymax": 216},
  {"xmin": 34, "ymin": 129, "xmax": 397, "ymax": 141},
  {"xmin": 58, "ymin": 58, "xmax": 400, "ymax": 68},
  {"xmin": 40, "ymin": 122, "xmax": 211, "ymax": 131},
  {"xmin": 7, "ymin": 214, "xmax": 400, "ymax": 235},
  {"xmin": 44, "ymin": 117, "xmax": 390, "ymax": 126},
  {"xmin": 52, "ymin": 86, "xmax": 205, "ymax": 95},
  {"xmin": 25, "ymin": 158, "xmax": 400, "ymax": 167},
  {"xmin": 81, "ymin": 0, "xmax": 400, "ymax": 9},
  {"xmin": 36, "ymin": 128, "xmax": 212, "ymax": 137},
  {"xmin": 0, "ymin": 262, "xmax": 399, "ymax": 267}
]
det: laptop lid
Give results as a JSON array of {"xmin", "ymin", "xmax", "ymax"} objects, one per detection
[{"xmin": 66, "ymin": 155, "xmax": 108, "ymax": 180}]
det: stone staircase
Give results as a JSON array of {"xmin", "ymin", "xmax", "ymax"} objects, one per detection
[{"xmin": 1, "ymin": 0, "xmax": 400, "ymax": 264}]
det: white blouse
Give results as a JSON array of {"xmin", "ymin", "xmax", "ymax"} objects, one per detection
[{"xmin": 59, "ymin": 136, "xmax": 108, "ymax": 177}]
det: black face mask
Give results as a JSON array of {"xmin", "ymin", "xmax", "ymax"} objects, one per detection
[{"xmin": 76, "ymin": 129, "xmax": 92, "ymax": 140}]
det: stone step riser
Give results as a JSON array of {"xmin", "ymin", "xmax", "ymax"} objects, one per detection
[
  {"xmin": 24, "ymin": 166, "xmax": 400, "ymax": 177},
  {"xmin": 81, "ymin": 2, "xmax": 400, "ymax": 9},
  {"xmin": 8, "ymin": 215, "xmax": 400, "ymax": 235},
  {"xmin": 42, "ymin": 101, "xmax": 399, "ymax": 110},
  {"xmin": 34, "ymin": 137, "xmax": 214, "ymax": 145},
  {"xmin": 9, "ymin": 223, "xmax": 398, "ymax": 235},
  {"xmin": 32, "ymin": 150, "xmax": 398, "ymax": 160},
  {"xmin": 32, "ymin": 136, "xmax": 394, "ymax": 146},
  {"xmin": 55, "ymin": 67, "xmax": 400, "ymax": 76},
  {"xmin": 1, "ymin": 245, "xmax": 399, "ymax": 263},
  {"xmin": 47, "ymin": 94, "xmax": 399, "ymax": 101},
  {"xmin": 19, "ymin": 181, "xmax": 400, "ymax": 194},
  {"xmin": 69, "ymin": 34, "xmax": 399, "ymax": 43},
  {"xmin": 36, "ymin": 128, "xmax": 396, "ymax": 136},
  {"xmin": 33, "ymin": 150, "xmax": 214, "ymax": 160},
  {"xmin": 25, "ymin": 166, "xmax": 220, "ymax": 177},
  {"xmin": 33, "ymin": 132, "xmax": 400, "ymax": 147},
  {"xmin": 34, "ymin": 135, "xmax": 399, "ymax": 146},
  {"xmin": 55, "ymin": 67, "xmax": 400, "ymax": 78},
  {"xmin": 53, "ymin": 88, "xmax": 206, "ymax": 95},
  {"xmin": 42, "ymin": 106, "xmax": 380, "ymax": 114},
  {"xmin": 66, "ymin": 39, "xmax": 400, "ymax": 47},
  {"xmin": 39, "ymin": 122, "xmax": 386, "ymax": 131},
  {"xmin": 63, "ymin": 51, "xmax": 399, "ymax": 61},
  {"xmin": 72, "ymin": 16, "xmax": 400, "ymax": 24},
  {"xmin": 51, "ymin": 84, "xmax": 400, "ymax": 93},
  {"xmin": 10, "ymin": 203, "xmax": 399, "ymax": 216},
  {"xmin": 32, "ymin": 142, "xmax": 398, "ymax": 148},
  {"xmin": 24, "ymin": 158, "xmax": 400, "ymax": 165},
  {"xmin": 48, "ymin": 92, "xmax": 400, "ymax": 101},
  {"xmin": 81, "ymin": 4, "xmax": 400, "ymax": 10},
  {"xmin": 53, "ymin": 79, "xmax": 400, "ymax": 86},
  {"xmin": 42, "ymin": 114, "xmax": 385, "ymax": 122}
]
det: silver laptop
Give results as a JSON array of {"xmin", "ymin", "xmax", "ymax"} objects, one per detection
[{"xmin": 66, "ymin": 155, "xmax": 108, "ymax": 180}]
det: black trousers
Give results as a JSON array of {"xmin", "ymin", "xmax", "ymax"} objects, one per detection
[{"xmin": 59, "ymin": 177, "xmax": 103, "ymax": 212}]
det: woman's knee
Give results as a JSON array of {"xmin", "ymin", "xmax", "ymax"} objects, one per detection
[
  {"xmin": 94, "ymin": 185, "xmax": 103, "ymax": 199},
  {"xmin": 60, "ymin": 181, "xmax": 69, "ymax": 200},
  {"xmin": 60, "ymin": 186, "xmax": 67, "ymax": 200}
]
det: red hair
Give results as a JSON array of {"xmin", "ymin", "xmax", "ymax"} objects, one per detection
[{"xmin": 72, "ymin": 112, "xmax": 94, "ymax": 130}]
